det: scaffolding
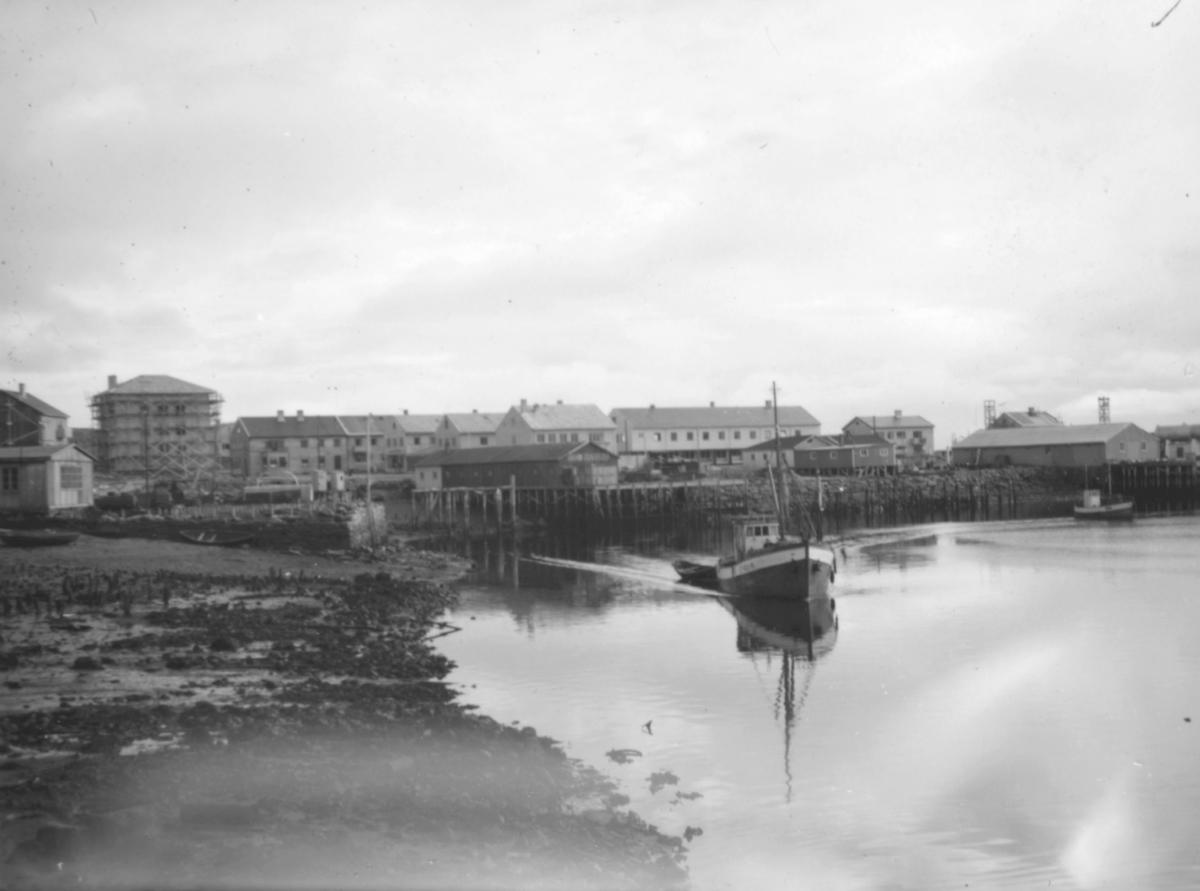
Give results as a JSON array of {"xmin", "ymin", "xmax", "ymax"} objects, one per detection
[{"xmin": 89, "ymin": 382, "xmax": 225, "ymax": 487}]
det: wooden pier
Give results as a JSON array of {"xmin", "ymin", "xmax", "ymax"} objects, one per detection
[{"xmin": 411, "ymin": 479, "xmax": 750, "ymax": 528}]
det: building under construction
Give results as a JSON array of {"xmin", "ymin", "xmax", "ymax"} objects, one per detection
[{"xmin": 89, "ymin": 374, "xmax": 223, "ymax": 483}]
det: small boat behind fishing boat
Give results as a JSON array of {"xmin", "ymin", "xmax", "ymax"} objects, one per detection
[
  {"xmin": 0, "ymin": 529, "xmax": 79, "ymax": 548},
  {"xmin": 1073, "ymin": 489, "xmax": 1134, "ymax": 521}
]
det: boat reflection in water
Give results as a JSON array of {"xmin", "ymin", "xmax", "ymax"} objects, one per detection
[{"xmin": 718, "ymin": 593, "xmax": 838, "ymax": 801}]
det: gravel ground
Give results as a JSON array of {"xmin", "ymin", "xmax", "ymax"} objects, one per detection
[{"xmin": 0, "ymin": 536, "xmax": 689, "ymax": 891}]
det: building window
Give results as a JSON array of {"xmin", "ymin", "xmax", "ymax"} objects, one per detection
[
  {"xmin": 334, "ymin": 456, "xmax": 342, "ymax": 470},
  {"xmin": 537, "ymin": 434, "xmax": 545, "ymax": 443},
  {"xmin": 702, "ymin": 432, "xmax": 710, "ymax": 441},
  {"xmin": 1141, "ymin": 442, "xmax": 1148, "ymax": 451},
  {"xmin": 480, "ymin": 437, "xmax": 489, "ymax": 446},
  {"xmin": 880, "ymin": 448, "xmax": 887, "ymax": 456},
  {"xmin": 897, "ymin": 431, "xmax": 907, "ymax": 438},
  {"xmin": 670, "ymin": 432, "xmax": 678, "ymax": 442},
  {"xmin": 571, "ymin": 433, "xmax": 579, "ymax": 442},
  {"xmin": 749, "ymin": 431, "xmax": 757, "ymax": 440},
  {"xmin": 809, "ymin": 453, "xmax": 817, "ymax": 461},
  {"xmin": 718, "ymin": 431, "xmax": 725, "ymax": 440},
  {"xmin": 371, "ymin": 437, "xmax": 379, "ymax": 446},
  {"xmin": 261, "ymin": 455, "xmax": 269, "ymax": 468},
  {"xmin": 300, "ymin": 439, "xmax": 309, "ymax": 448},
  {"xmin": 301, "ymin": 458, "xmax": 310, "ymax": 469},
  {"xmin": 591, "ymin": 433, "xmax": 604, "ymax": 442},
  {"xmin": 886, "ymin": 432, "xmax": 894, "ymax": 439},
  {"xmin": 278, "ymin": 457, "xmax": 288, "ymax": 468},
  {"xmin": 828, "ymin": 451, "xmax": 837, "ymax": 459},
  {"xmin": 734, "ymin": 431, "xmax": 741, "ymax": 440},
  {"xmin": 860, "ymin": 449, "xmax": 868, "ymax": 457},
  {"xmin": 2, "ymin": 467, "xmax": 18, "ymax": 491},
  {"xmin": 412, "ymin": 436, "xmax": 422, "ymax": 446},
  {"xmin": 333, "ymin": 438, "xmax": 341, "ymax": 447},
  {"xmin": 1119, "ymin": 442, "xmax": 1126, "ymax": 452},
  {"xmin": 654, "ymin": 433, "xmax": 662, "ymax": 442},
  {"xmin": 317, "ymin": 456, "xmax": 326, "ymax": 467}
]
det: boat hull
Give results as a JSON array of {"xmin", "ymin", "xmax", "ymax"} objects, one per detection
[
  {"xmin": 178, "ymin": 530, "xmax": 256, "ymax": 546},
  {"xmin": 0, "ymin": 530, "xmax": 79, "ymax": 547},
  {"xmin": 715, "ymin": 542, "xmax": 836, "ymax": 600},
  {"xmin": 1074, "ymin": 502, "xmax": 1134, "ymax": 521}
]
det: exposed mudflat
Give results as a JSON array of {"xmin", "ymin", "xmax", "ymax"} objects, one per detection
[{"xmin": 0, "ymin": 537, "xmax": 689, "ymax": 890}]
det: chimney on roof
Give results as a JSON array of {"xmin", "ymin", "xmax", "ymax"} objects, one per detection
[
  {"xmin": 557, "ymin": 399, "xmax": 562, "ymax": 405},
  {"xmin": 297, "ymin": 410, "xmax": 304, "ymax": 421},
  {"xmin": 276, "ymin": 410, "xmax": 284, "ymax": 423},
  {"xmin": 1028, "ymin": 407, "xmax": 1036, "ymax": 415},
  {"xmin": 520, "ymin": 398, "xmax": 528, "ymax": 412},
  {"xmin": 403, "ymin": 409, "xmax": 408, "ymax": 415},
  {"xmin": 894, "ymin": 409, "xmax": 902, "ymax": 420},
  {"xmin": 18, "ymin": 383, "xmax": 25, "ymax": 397},
  {"xmin": 107, "ymin": 374, "xmax": 117, "ymax": 389},
  {"xmin": 765, "ymin": 400, "xmax": 771, "ymax": 409},
  {"xmin": 650, "ymin": 404, "xmax": 655, "ymax": 410}
]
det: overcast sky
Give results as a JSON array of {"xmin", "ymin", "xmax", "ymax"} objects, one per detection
[{"xmin": 3, "ymin": 0, "xmax": 1198, "ymax": 443}]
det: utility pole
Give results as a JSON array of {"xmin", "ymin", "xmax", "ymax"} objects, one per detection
[{"xmin": 142, "ymin": 402, "xmax": 151, "ymax": 508}]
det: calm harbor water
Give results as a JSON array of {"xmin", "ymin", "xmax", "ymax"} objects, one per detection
[{"xmin": 436, "ymin": 515, "xmax": 1200, "ymax": 890}]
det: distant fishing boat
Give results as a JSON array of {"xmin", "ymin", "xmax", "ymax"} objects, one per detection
[
  {"xmin": 1075, "ymin": 464, "xmax": 1133, "ymax": 521},
  {"xmin": 1074, "ymin": 489, "xmax": 1134, "ymax": 521},
  {"xmin": 0, "ymin": 529, "xmax": 79, "ymax": 548}
]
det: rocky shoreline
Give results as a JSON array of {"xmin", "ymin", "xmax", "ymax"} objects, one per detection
[{"xmin": 0, "ymin": 537, "xmax": 689, "ymax": 890}]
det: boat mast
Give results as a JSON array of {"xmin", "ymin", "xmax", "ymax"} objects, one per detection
[{"xmin": 773, "ymin": 381, "xmax": 789, "ymax": 535}]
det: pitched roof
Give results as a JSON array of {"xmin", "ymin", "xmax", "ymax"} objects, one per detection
[
  {"xmin": 743, "ymin": 434, "xmax": 813, "ymax": 453},
  {"xmin": 0, "ymin": 444, "xmax": 94, "ymax": 463},
  {"xmin": 339, "ymin": 415, "xmax": 394, "ymax": 435},
  {"xmin": 235, "ymin": 416, "xmax": 347, "ymax": 438},
  {"xmin": 103, "ymin": 375, "xmax": 216, "ymax": 396},
  {"xmin": 992, "ymin": 410, "xmax": 1062, "ymax": 428},
  {"xmin": 0, "ymin": 389, "xmax": 68, "ymax": 418},
  {"xmin": 610, "ymin": 405, "xmax": 819, "ymax": 429},
  {"xmin": 953, "ymin": 423, "xmax": 1152, "ymax": 449},
  {"xmin": 441, "ymin": 412, "xmax": 506, "ymax": 434},
  {"xmin": 844, "ymin": 414, "xmax": 933, "ymax": 430},
  {"xmin": 745, "ymin": 432, "xmax": 890, "ymax": 453},
  {"xmin": 1156, "ymin": 424, "xmax": 1200, "ymax": 439},
  {"xmin": 515, "ymin": 403, "xmax": 616, "ymax": 431},
  {"xmin": 412, "ymin": 442, "xmax": 610, "ymax": 467},
  {"xmin": 385, "ymin": 414, "xmax": 443, "ymax": 435}
]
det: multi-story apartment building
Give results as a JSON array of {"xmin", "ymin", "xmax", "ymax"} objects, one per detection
[
  {"xmin": 229, "ymin": 412, "xmax": 349, "ymax": 477},
  {"xmin": 610, "ymin": 403, "xmax": 820, "ymax": 465},
  {"xmin": 380, "ymin": 411, "xmax": 442, "ymax": 471},
  {"xmin": 500, "ymin": 401, "xmax": 617, "ymax": 451},
  {"xmin": 842, "ymin": 411, "xmax": 935, "ymax": 467},
  {"xmin": 89, "ymin": 374, "xmax": 223, "ymax": 481},
  {"xmin": 433, "ymin": 411, "xmax": 506, "ymax": 450}
]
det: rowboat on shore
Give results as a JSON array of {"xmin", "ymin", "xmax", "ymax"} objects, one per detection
[
  {"xmin": 0, "ymin": 529, "xmax": 80, "ymax": 548},
  {"xmin": 178, "ymin": 529, "xmax": 256, "ymax": 547}
]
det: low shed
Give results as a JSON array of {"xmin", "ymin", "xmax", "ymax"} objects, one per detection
[
  {"xmin": 0, "ymin": 444, "xmax": 95, "ymax": 513},
  {"xmin": 413, "ymin": 442, "xmax": 618, "ymax": 491},
  {"xmin": 951, "ymin": 423, "xmax": 1158, "ymax": 467}
]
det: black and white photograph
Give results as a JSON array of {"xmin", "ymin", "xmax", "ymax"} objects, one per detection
[{"xmin": 2, "ymin": 2, "xmax": 1199, "ymax": 889}]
